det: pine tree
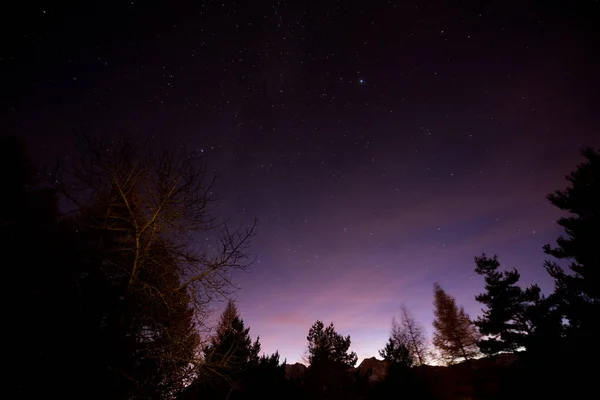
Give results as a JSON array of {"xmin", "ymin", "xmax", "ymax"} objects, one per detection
[
  {"xmin": 379, "ymin": 336, "xmax": 412, "ymax": 367},
  {"xmin": 474, "ymin": 254, "xmax": 541, "ymax": 355},
  {"xmin": 432, "ymin": 283, "xmax": 480, "ymax": 364},
  {"xmin": 305, "ymin": 321, "xmax": 358, "ymax": 399},
  {"xmin": 543, "ymin": 147, "xmax": 600, "ymax": 337},
  {"xmin": 203, "ymin": 301, "xmax": 261, "ymax": 379},
  {"xmin": 306, "ymin": 320, "xmax": 358, "ymax": 368},
  {"xmin": 181, "ymin": 301, "xmax": 260, "ymax": 399},
  {"xmin": 539, "ymin": 147, "xmax": 600, "ymax": 399}
]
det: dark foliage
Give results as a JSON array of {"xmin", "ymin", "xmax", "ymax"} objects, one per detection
[
  {"xmin": 201, "ymin": 301, "xmax": 261, "ymax": 391},
  {"xmin": 305, "ymin": 320, "xmax": 358, "ymax": 399},
  {"xmin": 539, "ymin": 147, "xmax": 600, "ymax": 398},
  {"xmin": 544, "ymin": 148, "xmax": 600, "ymax": 337},
  {"xmin": 244, "ymin": 352, "xmax": 287, "ymax": 398},
  {"xmin": 478, "ymin": 148, "xmax": 600, "ymax": 400},
  {"xmin": 379, "ymin": 337, "xmax": 413, "ymax": 367},
  {"xmin": 179, "ymin": 302, "xmax": 288, "ymax": 400},
  {"xmin": 306, "ymin": 320, "xmax": 358, "ymax": 369},
  {"xmin": 473, "ymin": 254, "xmax": 541, "ymax": 355}
]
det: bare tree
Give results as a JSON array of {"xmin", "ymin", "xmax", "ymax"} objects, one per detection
[
  {"xmin": 379, "ymin": 317, "xmax": 412, "ymax": 367},
  {"xmin": 59, "ymin": 134, "xmax": 255, "ymax": 320},
  {"xmin": 432, "ymin": 283, "xmax": 480, "ymax": 365},
  {"xmin": 399, "ymin": 305, "xmax": 428, "ymax": 366},
  {"xmin": 381, "ymin": 306, "xmax": 428, "ymax": 366},
  {"xmin": 52, "ymin": 133, "xmax": 256, "ymax": 398}
]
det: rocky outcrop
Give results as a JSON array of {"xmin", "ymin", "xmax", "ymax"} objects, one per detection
[
  {"xmin": 285, "ymin": 362, "xmax": 307, "ymax": 380},
  {"xmin": 356, "ymin": 357, "xmax": 390, "ymax": 382}
]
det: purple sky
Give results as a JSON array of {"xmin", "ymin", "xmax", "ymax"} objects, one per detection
[
  {"xmin": 228, "ymin": 142, "xmax": 590, "ymax": 364},
  {"xmin": 3, "ymin": 0, "xmax": 599, "ymax": 364}
]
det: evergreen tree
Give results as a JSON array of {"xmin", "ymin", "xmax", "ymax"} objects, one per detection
[
  {"xmin": 306, "ymin": 320, "xmax": 358, "ymax": 368},
  {"xmin": 246, "ymin": 351, "xmax": 287, "ymax": 398},
  {"xmin": 539, "ymin": 147, "xmax": 600, "ymax": 399},
  {"xmin": 432, "ymin": 283, "xmax": 480, "ymax": 364},
  {"xmin": 305, "ymin": 321, "xmax": 358, "ymax": 399},
  {"xmin": 379, "ymin": 336, "xmax": 412, "ymax": 367},
  {"xmin": 202, "ymin": 301, "xmax": 261, "ymax": 385},
  {"xmin": 473, "ymin": 254, "xmax": 541, "ymax": 355},
  {"xmin": 543, "ymin": 147, "xmax": 600, "ymax": 338},
  {"xmin": 180, "ymin": 301, "xmax": 264, "ymax": 400}
]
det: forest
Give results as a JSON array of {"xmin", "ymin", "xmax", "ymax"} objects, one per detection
[{"xmin": 3, "ymin": 134, "xmax": 598, "ymax": 400}]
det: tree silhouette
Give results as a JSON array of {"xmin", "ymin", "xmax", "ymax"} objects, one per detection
[
  {"xmin": 379, "ymin": 336, "xmax": 412, "ymax": 367},
  {"xmin": 543, "ymin": 147, "xmax": 600, "ymax": 338},
  {"xmin": 245, "ymin": 351, "xmax": 287, "ymax": 398},
  {"xmin": 376, "ymin": 312, "xmax": 433, "ymax": 400},
  {"xmin": 473, "ymin": 254, "xmax": 542, "ymax": 355},
  {"xmin": 203, "ymin": 301, "xmax": 261, "ymax": 380},
  {"xmin": 55, "ymin": 134, "xmax": 256, "ymax": 317},
  {"xmin": 432, "ymin": 283, "xmax": 480, "ymax": 364},
  {"xmin": 305, "ymin": 321, "xmax": 358, "ymax": 399},
  {"xmin": 49, "ymin": 133, "xmax": 256, "ymax": 399},
  {"xmin": 399, "ymin": 305, "xmax": 428, "ymax": 366},
  {"xmin": 378, "ymin": 311, "xmax": 424, "ymax": 368},
  {"xmin": 538, "ymin": 147, "xmax": 600, "ymax": 399},
  {"xmin": 180, "ymin": 301, "xmax": 262, "ymax": 399},
  {"xmin": 306, "ymin": 320, "xmax": 358, "ymax": 368}
]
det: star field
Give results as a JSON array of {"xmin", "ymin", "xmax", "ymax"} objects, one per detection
[{"xmin": 1, "ymin": 0, "xmax": 599, "ymax": 364}]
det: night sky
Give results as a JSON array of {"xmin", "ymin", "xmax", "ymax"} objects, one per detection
[{"xmin": 2, "ymin": 1, "xmax": 599, "ymax": 364}]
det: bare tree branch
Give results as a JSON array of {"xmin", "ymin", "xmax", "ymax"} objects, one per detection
[{"xmin": 50, "ymin": 132, "xmax": 256, "ymax": 397}]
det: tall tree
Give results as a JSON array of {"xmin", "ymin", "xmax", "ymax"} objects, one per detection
[
  {"xmin": 473, "ymin": 254, "xmax": 541, "ymax": 355},
  {"xmin": 538, "ymin": 147, "xmax": 600, "ymax": 399},
  {"xmin": 399, "ymin": 305, "xmax": 428, "ymax": 365},
  {"xmin": 181, "ymin": 301, "xmax": 261, "ymax": 399},
  {"xmin": 305, "ymin": 321, "xmax": 358, "ymax": 399},
  {"xmin": 52, "ymin": 133, "xmax": 256, "ymax": 399},
  {"xmin": 432, "ymin": 283, "xmax": 480, "ymax": 364},
  {"xmin": 203, "ymin": 300, "xmax": 261, "ymax": 377},
  {"xmin": 543, "ymin": 147, "xmax": 600, "ymax": 338},
  {"xmin": 306, "ymin": 320, "xmax": 358, "ymax": 368}
]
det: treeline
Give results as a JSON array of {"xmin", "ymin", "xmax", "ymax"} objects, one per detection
[
  {"xmin": 4, "ymin": 133, "xmax": 599, "ymax": 400},
  {"xmin": 196, "ymin": 146, "xmax": 597, "ymax": 400}
]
